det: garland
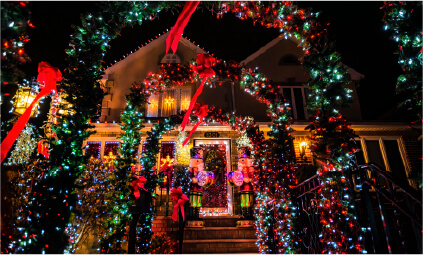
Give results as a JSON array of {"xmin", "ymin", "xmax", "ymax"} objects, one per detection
[
  {"xmin": 382, "ymin": 1, "xmax": 422, "ymax": 121},
  {"xmin": 113, "ymin": 52, "xmax": 296, "ymax": 252},
  {"xmin": 204, "ymin": 2, "xmax": 364, "ymax": 252},
  {"xmin": 100, "ymin": 84, "xmax": 148, "ymax": 253},
  {"xmin": 136, "ymin": 114, "xmax": 183, "ymax": 254}
]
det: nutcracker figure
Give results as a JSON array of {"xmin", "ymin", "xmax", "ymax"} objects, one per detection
[
  {"xmin": 188, "ymin": 147, "xmax": 203, "ymax": 222},
  {"xmin": 237, "ymin": 146, "xmax": 255, "ymax": 225}
]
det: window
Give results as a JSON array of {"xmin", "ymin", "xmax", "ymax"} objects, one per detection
[
  {"xmin": 365, "ymin": 140, "xmax": 385, "ymax": 169},
  {"xmin": 282, "ymin": 86, "xmax": 309, "ymax": 120},
  {"xmin": 279, "ymin": 54, "xmax": 300, "ymax": 65},
  {"xmin": 361, "ymin": 138, "xmax": 410, "ymax": 185},
  {"xmin": 160, "ymin": 53, "xmax": 181, "ymax": 64},
  {"xmin": 86, "ymin": 142, "xmax": 101, "ymax": 159},
  {"xmin": 383, "ymin": 140, "xmax": 408, "ymax": 185},
  {"xmin": 104, "ymin": 141, "xmax": 120, "ymax": 157},
  {"xmin": 147, "ymin": 88, "xmax": 191, "ymax": 117}
]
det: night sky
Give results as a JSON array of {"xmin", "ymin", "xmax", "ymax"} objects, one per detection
[{"xmin": 3, "ymin": 1, "xmax": 421, "ymax": 126}]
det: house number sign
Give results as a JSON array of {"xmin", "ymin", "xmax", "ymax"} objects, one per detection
[{"xmin": 204, "ymin": 132, "xmax": 220, "ymax": 138}]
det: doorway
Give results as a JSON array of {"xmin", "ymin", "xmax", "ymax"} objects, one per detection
[{"xmin": 194, "ymin": 139, "xmax": 232, "ymax": 216}]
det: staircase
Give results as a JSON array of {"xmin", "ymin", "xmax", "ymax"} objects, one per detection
[{"xmin": 182, "ymin": 216, "xmax": 258, "ymax": 254}]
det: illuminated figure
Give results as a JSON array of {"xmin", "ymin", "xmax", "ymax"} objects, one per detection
[
  {"xmin": 188, "ymin": 147, "xmax": 203, "ymax": 221},
  {"xmin": 237, "ymin": 146, "xmax": 254, "ymax": 221}
]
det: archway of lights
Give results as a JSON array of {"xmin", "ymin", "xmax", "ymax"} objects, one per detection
[
  {"xmin": 100, "ymin": 61, "xmax": 296, "ymax": 254},
  {"xmin": 11, "ymin": 1, "xmax": 363, "ymax": 254}
]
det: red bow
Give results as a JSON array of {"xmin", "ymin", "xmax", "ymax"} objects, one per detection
[
  {"xmin": 182, "ymin": 103, "xmax": 209, "ymax": 146},
  {"xmin": 192, "ymin": 54, "xmax": 216, "ymax": 78},
  {"xmin": 132, "ymin": 176, "xmax": 147, "ymax": 199},
  {"xmin": 180, "ymin": 53, "xmax": 215, "ymax": 139},
  {"xmin": 166, "ymin": 1, "xmax": 200, "ymax": 54},
  {"xmin": 37, "ymin": 140, "xmax": 50, "ymax": 158},
  {"xmin": 162, "ymin": 163, "xmax": 173, "ymax": 175},
  {"xmin": 170, "ymin": 187, "xmax": 189, "ymax": 222},
  {"xmin": 1, "ymin": 62, "xmax": 62, "ymax": 163}
]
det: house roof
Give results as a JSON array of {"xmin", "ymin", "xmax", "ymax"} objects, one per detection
[
  {"xmin": 102, "ymin": 31, "xmax": 206, "ymax": 79},
  {"xmin": 241, "ymin": 35, "xmax": 365, "ymax": 81}
]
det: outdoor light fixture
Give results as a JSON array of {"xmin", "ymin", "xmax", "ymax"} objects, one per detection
[
  {"xmin": 12, "ymin": 81, "xmax": 40, "ymax": 117},
  {"xmin": 299, "ymin": 141, "xmax": 309, "ymax": 160}
]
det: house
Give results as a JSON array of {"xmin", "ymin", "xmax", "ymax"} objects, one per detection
[{"xmin": 79, "ymin": 31, "xmax": 422, "ymax": 253}]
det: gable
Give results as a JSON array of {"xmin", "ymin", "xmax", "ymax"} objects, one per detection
[{"xmin": 100, "ymin": 32, "xmax": 205, "ymax": 122}]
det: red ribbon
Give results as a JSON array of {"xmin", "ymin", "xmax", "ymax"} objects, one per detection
[
  {"xmin": 166, "ymin": 1, "xmax": 200, "ymax": 54},
  {"xmin": 37, "ymin": 140, "xmax": 50, "ymax": 159},
  {"xmin": 132, "ymin": 176, "xmax": 148, "ymax": 199},
  {"xmin": 160, "ymin": 162, "xmax": 174, "ymax": 177},
  {"xmin": 1, "ymin": 62, "xmax": 62, "ymax": 163},
  {"xmin": 180, "ymin": 53, "xmax": 215, "ymax": 145},
  {"xmin": 170, "ymin": 187, "xmax": 189, "ymax": 222},
  {"xmin": 182, "ymin": 103, "xmax": 209, "ymax": 146}
]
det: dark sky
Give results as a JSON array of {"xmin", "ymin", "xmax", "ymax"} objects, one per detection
[{"xmin": 3, "ymin": 1, "xmax": 421, "ymax": 125}]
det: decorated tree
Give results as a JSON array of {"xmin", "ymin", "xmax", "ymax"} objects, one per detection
[
  {"xmin": 100, "ymin": 84, "xmax": 147, "ymax": 253},
  {"xmin": 66, "ymin": 158, "xmax": 110, "ymax": 253}
]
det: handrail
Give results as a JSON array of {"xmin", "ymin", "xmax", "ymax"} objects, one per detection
[
  {"xmin": 358, "ymin": 163, "xmax": 422, "ymax": 205},
  {"xmin": 363, "ymin": 179, "xmax": 422, "ymax": 228},
  {"xmin": 293, "ymin": 174, "xmax": 320, "ymax": 198}
]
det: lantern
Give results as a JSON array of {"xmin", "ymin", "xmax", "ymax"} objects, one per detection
[{"xmin": 12, "ymin": 84, "xmax": 40, "ymax": 117}]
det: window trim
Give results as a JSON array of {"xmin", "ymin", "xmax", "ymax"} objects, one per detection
[
  {"xmin": 280, "ymin": 86, "xmax": 309, "ymax": 120},
  {"xmin": 359, "ymin": 136, "xmax": 415, "ymax": 187},
  {"xmin": 146, "ymin": 86, "xmax": 192, "ymax": 117}
]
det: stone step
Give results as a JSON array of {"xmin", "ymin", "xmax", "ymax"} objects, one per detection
[
  {"xmin": 184, "ymin": 227, "xmax": 256, "ymax": 240},
  {"xmin": 182, "ymin": 239, "xmax": 258, "ymax": 254},
  {"xmin": 201, "ymin": 216, "xmax": 241, "ymax": 227}
]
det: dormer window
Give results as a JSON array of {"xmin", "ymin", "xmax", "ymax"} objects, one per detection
[
  {"xmin": 279, "ymin": 54, "xmax": 300, "ymax": 65},
  {"xmin": 160, "ymin": 53, "xmax": 181, "ymax": 64}
]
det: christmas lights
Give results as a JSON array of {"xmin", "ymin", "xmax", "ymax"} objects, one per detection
[
  {"xmin": 9, "ymin": 1, "xmax": 364, "ymax": 253},
  {"xmin": 7, "ymin": 123, "xmax": 39, "ymax": 165},
  {"xmin": 382, "ymin": 1, "xmax": 422, "ymax": 121},
  {"xmin": 100, "ymin": 84, "xmax": 147, "ymax": 253},
  {"xmin": 1, "ymin": 1, "xmax": 32, "ymax": 85}
]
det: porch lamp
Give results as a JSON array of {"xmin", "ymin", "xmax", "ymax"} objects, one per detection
[
  {"xmin": 12, "ymin": 81, "xmax": 40, "ymax": 117},
  {"xmin": 299, "ymin": 141, "xmax": 309, "ymax": 160}
]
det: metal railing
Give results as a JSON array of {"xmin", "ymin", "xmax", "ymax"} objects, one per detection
[{"xmin": 293, "ymin": 164, "xmax": 422, "ymax": 254}]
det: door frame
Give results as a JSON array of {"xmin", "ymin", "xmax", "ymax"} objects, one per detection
[{"xmin": 194, "ymin": 138, "xmax": 233, "ymax": 216}]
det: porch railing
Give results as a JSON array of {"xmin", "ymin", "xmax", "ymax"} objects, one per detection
[{"xmin": 293, "ymin": 163, "xmax": 422, "ymax": 254}]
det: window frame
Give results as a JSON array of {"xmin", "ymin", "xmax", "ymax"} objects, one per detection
[
  {"xmin": 280, "ymin": 85, "xmax": 309, "ymax": 120},
  {"xmin": 146, "ymin": 86, "xmax": 192, "ymax": 118},
  {"xmin": 358, "ymin": 136, "xmax": 414, "ymax": 187}
]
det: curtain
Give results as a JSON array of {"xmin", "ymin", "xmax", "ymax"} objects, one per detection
[
  {"xmin": 161, "ymin": 89, "xmax": 177, "ymax": 116},
  {"xmin": 180, "ymin": 88, "xmax": 191, "ymax": 112},
  {"xmin": 147, "ymin": 93, "xmax": 159, "ymax": 117}
]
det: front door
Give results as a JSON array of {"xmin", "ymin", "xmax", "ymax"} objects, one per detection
[{"xmin": 194, "ymin": 139, "xmax": 232, "ymax": 215}]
